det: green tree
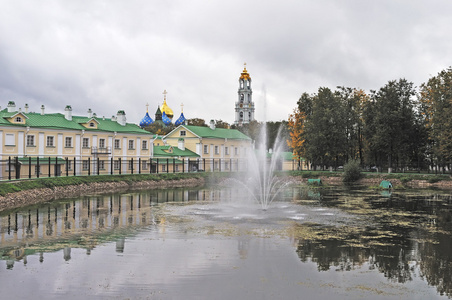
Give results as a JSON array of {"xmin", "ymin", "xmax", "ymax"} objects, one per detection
[
  {"xmin": 419, "ymin": 67, "xmax": 452, "ymax": 172},
  {"xmin": 363, "ymin": 79, "xmax": 417, "ymax": 172},
  {"xmin": 187, "ymin": 118, "xmax": 207, "ymax": 127}
]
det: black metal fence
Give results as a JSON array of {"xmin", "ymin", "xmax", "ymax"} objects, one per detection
[{"xmin": 0, "ymin": 156, "xmax": 252, "ymax": 181}]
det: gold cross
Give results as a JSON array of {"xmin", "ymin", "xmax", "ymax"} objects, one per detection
[
  {"xmin": 180, "ymin": 103, "xmax": 184, "ymax": 113},
  {"xmin": 163, "ymin": 89, "xmax": 167, "ymax": 101},
  {"xmin": 146, "ymin": 102, "xmax": 149, "ymax": 112}
]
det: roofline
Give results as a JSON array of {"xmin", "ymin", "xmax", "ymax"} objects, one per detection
[{"xmin": 163, "ymin": 125, "xmax": 201, "ymax": 140}]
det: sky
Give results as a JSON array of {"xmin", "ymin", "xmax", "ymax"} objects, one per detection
[{"xmin": 1, "ymin": 0, "xmax": 452, "ymax": 125}]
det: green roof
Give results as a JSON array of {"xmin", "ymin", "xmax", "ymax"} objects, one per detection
[
  {"xmin": 174, "ymin": 125, "xmax": 251, "ymax": 140},
  {"xmin": 0, "ymin": 109, "xmax": 151, "ymax": 135},
  {"xmin": 153, "ymin": 145, "xmax": 199, "ymax": 158}
]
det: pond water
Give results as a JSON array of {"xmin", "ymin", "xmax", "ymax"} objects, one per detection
[{"xmin": 1, "ymin": 184, "xmax": 452, "ymax": 299}]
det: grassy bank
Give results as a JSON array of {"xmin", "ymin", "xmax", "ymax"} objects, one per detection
[
  {"xmin": 0, "ymin": 173, "xmax": 210, "ymax": 196},
  {"xmin": 287, "ymin": 170, "xmax": 452, "ymax": 185}
]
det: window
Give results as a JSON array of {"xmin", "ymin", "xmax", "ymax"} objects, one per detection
[
  {"xmin": 82, "ymin": 160, "xmax": 89, "ymax": 170},
  {"xmin": 235, "ymin": 147, "xmax": 239, "ymax": 155},
  {"xmin": 225, "ymin": 162, "xmax": 229, "ymax": 170},
  {"xmin": 128, "ymin": 140, "xmax": 134, "ymax": 150},
  {"xmin": 114, "ymin": 139, "xmax": 120, "ymax": 149},
  {"xmin": 89, "ymin": 122, "xmax": 95, "ymax": 127},
  {"xmin": 204, "ymin": 145, "xmax": 208, "ymax": 154},
  {"xmin": 128, "ymin": 160, "xmax": 134, "ymax": 170},
  {"xmin": 142, "ymin": 140, "xmax": 147, "ymax": 150},
  {"xmin": 162, "ymin": 165, "xmax": 166, "ymax": 172},
  {"xmin": 65, "ymin": 137, "xmax": 72, "ymax": 148},
  {"xmin": 99, "ymin": 138, "xmax": 105, "ymax": 148},
  {"xmin": 47, "ymin": 136, "xmax": 54, "ymax": 147},
  {"xmin": 5, "ymin": 133, "xmax": 15, "ymax": 146},
  {"xmin": 15, "ymin": 116, "xmax": 22, "ymax": 123},
  {"xmin": 175, "ymin": 165, "xmax": 179, "ymax": 172},
  {"xmin": 67, "ymin": 161, "xmax": 72, "ymax": 171},
  {"xmin": 225, "ymin": 147, "xmax": 229, "ymax": 155},
  {"xmin": 99, "ymin": 160, "xmax": 105, "ymax": 170},
  {"xmin": 114, "ymin": 160, "xmax": 121, "ymax": 170},
  {"xmin": 142, "ymin": 160, "xmax": 148, "ymax": 170},
  {"xmin": 215, "ymin": 146, "xmax": 219, "ymax": 155},
  {"xmin": 26, "ymin": 135, "xmax": 35, "ymax": 147},
  {"xmin": 35, "ymin": 165, "xmax": 41, "ymax": 175},
  {"xmin": 82, "ymin": 138, "xmax": 89, "ymax": 148},
  {"xmin": 180, "ymin": 130, "xmax": 186, "ymax": 136}
]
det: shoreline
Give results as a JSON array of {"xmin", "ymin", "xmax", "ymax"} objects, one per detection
[
  {"xmin": 0, "ymin": 177, "xmax": 205, "ymax": 213},
  {"xmin": 1, "ymin": 174, "xmax": 452, "ymax": 213}
]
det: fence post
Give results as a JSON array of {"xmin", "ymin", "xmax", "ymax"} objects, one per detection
[
  {"xmin": 55, "ymin": 157, "xmax": 59, "ymax": 177},
  {"xmin": 97, "ymin": 157, "xmax": 100, "ymax": 175},
  {"xmin": 119, "ymin": 158, "xmax": 122, "ymax": 175},
  {"xmin": 111, "ymin": 157, "xmax": 113, "ymax": 175},
  {"xmin": 37, "ymin": 157, "xmax": 40, "ymax": 178},
  {"xmin": 66, "ymin": 158, "xmax": 69, "ymax": 177},
  {"xmin": 173, "ymin": 158, "xmax": 175, "ymax": 173},
  {"xmin": 139, "ymin": 158, "xmax": 141, "ymax": 174},
  {"xmin": 48, "ymin": 157, "xmax": 51, "ymax": 177},
  {"xmin": 8, "ymin": 157, "xmax": 11, "ymax": 180},
  {"xmin": 182, "ymin": 158, "xmax": 185, "ymax": 173},
  {"xmin": 15, "ymin": 157, "xmax": 20, "ymax": 179},
  {"xmin": 88, "ymin": 157, "xmax": 91, "ymax": 176},
  {"xmin": 156, "ymin": 158, "xmax": 159, "ymax": 174},
  {"xmin": 166, "ymin": 159, "xmax": 169, "ymax": 173},
  {"xmin": 73, "ymin": 157, "xmax": 76, "ymax": 176},
  {"xmin": 29, "ymin": 157, "xmax": 32, "ymax": 179},
  {"xmin": 131, "ymin": 158, "xmax": 134, "ymax": 174}
]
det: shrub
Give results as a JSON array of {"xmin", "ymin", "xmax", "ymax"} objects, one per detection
[{"xmin": 342, "ymin": 160, "xmax": 362, "ymax": 183}]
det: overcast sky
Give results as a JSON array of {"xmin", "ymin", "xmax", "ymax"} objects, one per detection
[{"xmin": 1, "ymin": 0, "xmax": 451, "ymax": 125}]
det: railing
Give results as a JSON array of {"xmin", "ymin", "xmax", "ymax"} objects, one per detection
[{"xmin": 0, "ymin": 156, "xmax": 269, "ymax": 181}]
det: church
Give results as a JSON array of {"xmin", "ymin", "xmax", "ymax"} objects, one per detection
[{"xmin": 234, "ymin": 63, "xmax": 255, "ymax": 125}]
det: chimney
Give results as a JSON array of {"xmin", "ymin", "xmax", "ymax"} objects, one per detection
[
  {"xmin": 209, "ymin": 119, "xmax": 216, "ymax": 130},
  {"xmin": 24, "ymin": 103, "xmax": 29, "ymax": 113},
  {"xmin": 87, "ymin": 108, "xmax": 92, "ymax": 118},
  {"xmin": 116, "ymin": 110, "xmax": 126, "ymax": 126},
  {"xmin": 41, "ymin": 105, "xmax": 45, "ymax": 115},
  {"xmin": 7, "ymin": 101, "xmax": 16, "ymax": 113},
  {"xmin": 65, "ymin": 105, "xmax": 72, "ymax": 121},
  {"xmin": 178, "ymin": 138, "xmax": 185, "ymax": 151},
  {"xmin": 111, "ymin": 115, "xmax": 117, "ymax": 122}
]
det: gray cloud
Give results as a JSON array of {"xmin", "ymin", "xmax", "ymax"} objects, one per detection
[{"xmin": 1, "ymin": 0, "xmax": 451, "ymax": 124}]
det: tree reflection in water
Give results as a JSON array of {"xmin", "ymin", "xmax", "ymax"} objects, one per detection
[{"xmin": 290, "ymin": 187, "xmax": 452, "ymax": 297}]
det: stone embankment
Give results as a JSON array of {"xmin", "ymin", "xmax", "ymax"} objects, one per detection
[{"xmin": 0, "ymin": 177, "xmax": 205, "ymax": 212}]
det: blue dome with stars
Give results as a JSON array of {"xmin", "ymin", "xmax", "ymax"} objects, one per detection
[
  {"xmin": 139, "ymin": 111, "xmax": 154, "ymax": 128},
  {"xmin": 162, "ymin": 111, "xmax": 172, "ymax": 126},
  {"xmin": 174, "ymin": 112, "xmax": 186, "ymax": 126}
]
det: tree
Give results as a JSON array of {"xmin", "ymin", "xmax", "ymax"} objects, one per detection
[
  {"xmin": 215, "ymin": 119, "xmax": 230, "ymax": 129},
  {"xmin": 419, "ymin": 67, "xmax": 452, "ymax": 172},
  {"xmin": 363, "ymin": 79, "xmax": 417, "ymax": 172},
  {"xmin": 187, "ymin": 118, "xmax": 207, "ymax": 127},
  {"xmin": 288, "ymin": 108, "xmax": 306, "ymax": 162}
]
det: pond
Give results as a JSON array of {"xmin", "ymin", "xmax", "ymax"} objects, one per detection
[{"xmin": 1, "ymin": 184, "xmax": 452, "ymax": 299}]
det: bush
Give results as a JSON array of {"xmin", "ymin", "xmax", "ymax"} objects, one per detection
[{"xmin": 342, "ymin": 160, "xmax": 362, "ymax": 183}]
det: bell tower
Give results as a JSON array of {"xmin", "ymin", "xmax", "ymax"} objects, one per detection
[{"xmin": 235, "ymin": 63, "xmax": 255, "ymax": 125}]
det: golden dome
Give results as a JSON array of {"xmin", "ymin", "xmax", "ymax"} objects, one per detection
[
  {"xmin": 160, "ymin": 99, "xmax": 173, "ymax": 118},
  {"xmin": 160, "ymin": 90, "xmax": 174, "ymax": 118},
  {"xmin": 239, "ymin": 63, "xmax": 251, "ymax": 80}
]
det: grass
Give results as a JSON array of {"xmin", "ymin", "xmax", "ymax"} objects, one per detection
[{"xmin": 0, "ymin": 173, "xmax": 208, "ymax": 196}]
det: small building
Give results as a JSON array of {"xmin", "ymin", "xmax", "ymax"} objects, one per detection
[{"xmin": 163, "ymin": 120, "xmax": 253, "ymax": 172}]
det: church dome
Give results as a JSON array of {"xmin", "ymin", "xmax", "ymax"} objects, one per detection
[
  {"xmin": 239, "ymin": 64, "xmax": 251, "ymax": 81},
  {"xmin": 139, "ymin": 111, "xmax": 154, "ymax": 128},
  {"xmin": 174, "ymin": 112, "xmax": 186, "ymax": 126},
  {"xmin": 162, "ymin": 111, "xmax": 172, "ymax": 126},
  {"xmin": 160, "ymin": 99, "xmax": 173, "ymax": 118}
]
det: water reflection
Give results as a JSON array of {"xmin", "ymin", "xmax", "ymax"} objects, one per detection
[
  {"xmin": 0, "ymin": 187, "xmax": 221, "ymax": 267},
  {"xmin": 288, "ymin": 187, "xmax": 452, "ymax": 297},
  {"xmin": 0, "ymin": 185, "xmax": 452, "ymax": 298}
]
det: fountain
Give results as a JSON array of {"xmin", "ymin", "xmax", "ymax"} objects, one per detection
[{"xmin": 233, "ymin": 123, "xmax": 290, "ymax": 210}]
